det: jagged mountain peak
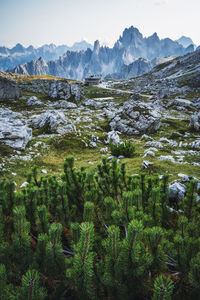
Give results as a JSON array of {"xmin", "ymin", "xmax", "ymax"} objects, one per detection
[
  {"xmin": 119, "ymin": 26, "xmax": 143, "ymax": 45},
  {"xmin": 93, "ymin": 40, "xmax": 100, "ymax": 53},
  {"xmin": 148, "ymin": 32, "xmax": 160, "ymax": 41}
]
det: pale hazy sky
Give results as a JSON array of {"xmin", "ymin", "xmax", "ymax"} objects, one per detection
[{"xmin": 0, "ymin": 0, "xmax": 199, "ymax": 48}]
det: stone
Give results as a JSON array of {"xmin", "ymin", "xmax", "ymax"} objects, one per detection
[
  {"xmin": 109, "ymin": 100, "xmax": 161, "ymax": 135},
  {"xmin": 48, "ymin": 80, "xmax": 82, "ymax": 103},
  {"xmin": 0, "ymin": 108, "xmax": 32, "ymax": 150},
  {"xmin": 105, "ymin": 131, "xmax": 120, "ymax": 145},
  {"xmin": 159, "ymin": 155, "xmax": 175, "ymax": 163},
  {"xmin": 169, "ymin": 182, "xmax": 186, "ymax": 202},
  {"xmin": 49, "ymin": 80, "xmax": 71, "ymax": 100},
  {"xmin": 143, "ymin": 150, "xmax": 155, "ymax": 157},
  {"xmin": 159, "ymin": 137, "xmax": 178, "ymax": 148},
  {"xmin": 107, "ymin": 155, "xmax": 117, "ymax": 160},
  {"xmin": 20, "ymin": 182, "xmax": 29, "ymax": 188},
  {"xmin": 145, "ymin": 141, "xmax": 163, "ymax": 148},
  {"xmin": 70, "ymin": 83, "xmax": 82, "ymax": 102},
  {"xmin": 100, "ymin": 147, "xmax": 108, "ymax": 154},
  {"xmin": 83, "ymin": 99, "xmax": 104, "ymax": 109},
  {"xmin": 57, "ymin": 124, "xmax": 76, "ymax": 134},
  {"xmin": 54, "ymin": 100, "xmax": 77, "ymax": 109},
  {"xmin": 89, "ymin": 135, "xmax": 100, "ymax": 148},
  {"xmin": 142, "ymin": 160, "xmax": 153, "ymax": 168},
  {"xmin": 141, "ymin": 134, "xmax": 153, "ymax": 140},
  {"xmin": 144, "ymin": 147, "xmax": 158, "ymax": 153},
  {"xmin": 27, "ymin": 96, "xmax": 42, "ymax": 106},
  {"xmin": 131, "ymin": 93, "xmax": 141, "ymax": 101},
  {"xmin": 190, "ymin": 112, "xmax": 200, "ymax": 131},
  {"xmin": 31, "ymin": 111, "xmax": 66, "ymax": 133},
  {"xmin": 178, "ymin": 173, "xmax": 190, "ymax": 182},
  {"xmin": 158, "ymin": 88, "xmax": 168, "ymax": 99}
]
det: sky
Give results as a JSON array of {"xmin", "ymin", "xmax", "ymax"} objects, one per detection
[{"xmin": 0, "ymin": 0, "xmax": 199, "ymax": 48}]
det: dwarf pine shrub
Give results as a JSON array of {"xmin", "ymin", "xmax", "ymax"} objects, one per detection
[
  {"xmin": 110, "ymin": 141, "xmax": 136, "ymax": 157},
  {"xmin": 0, "ymin": 157, "xmax": 199, "ymax": 299}
]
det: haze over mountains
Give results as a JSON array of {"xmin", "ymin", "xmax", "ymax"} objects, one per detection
[
  {"xmin": 0, "ymin": 41, "xmax": 93, "ymax": 71},
  {"xmin": 2, "ymin": 26, "xmax": 196, "ymax": 80}
]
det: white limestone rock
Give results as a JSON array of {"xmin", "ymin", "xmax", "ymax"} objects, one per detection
[
  {"xmin": 57, "ymin": 124, "xmax": 76, "ymax": 134},
  {"xmin": 54, "ymin": 100, "xmax": 77, "ymax": 109},
  {"xmin": 32, "ymin": 111, "xmax": 66, "ymax": 133},
  {"xmin": 159, "ymin": 155, "xmax": 175, "ymax": 163},
  {"xmin": 48, "ymin": 80, "xmax": 82, "ymax": 103},
  {"xmin": 143, "ymin": 150, "xmax": 155, "ymax": 157},
  {"xmin": 105, "ymin": 131, "xmax": 120, "ymax": 145},
  {"xmin": 145, "ymin": 141, "xmax": 163, "ymax": 148},
  {"xmin": 0, "ymin": 108, "xmax": 32, "ymax": 150},
  {"xmin": 100, "ymin": 147, "xmax": 108, "ymax": 154},
  {"xmin": 109, "ymin": 100, "xmax": 161, "ymax": 135},
  {"xmin": 20, "ymin": 182, "xmax": 29, "ymax": 188},
  {"xmin": 27, "ymin": 96, "xmax": 42, "ymax": 106},
  {"xmin": 169, "ymin": 182, "xmax": 186, "ymax": 202}
]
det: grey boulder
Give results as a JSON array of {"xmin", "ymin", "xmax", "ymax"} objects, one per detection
[
  {"xmin": 109, "ymin": 100, "xmax": 161, "ymax": 135},
  {"xmin": 0, "ymin": 108, "xmax": 32, "ymax": 150},
  {"xmin": 32, "ymin": 111, "xmax": 66, "ymax": 133},
  {"xmin": 49, "ymin": 80, "xmax": 82, "ymax": 103},
  {"xmin": 54, "ymin": 100, "xmax": 77, "ymax": 109},
  {"xmin": 105, "ymin": 131, "xmax": 120, "ymax": 145},
  {"xmin": 27, "ymin": 96, "xmax": 42, "ymax": 106},
  {"xmin": 169, "ymin": 182, "xmax": 186, "ymax": 202}
]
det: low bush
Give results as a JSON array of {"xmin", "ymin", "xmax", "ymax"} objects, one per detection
[{"xmin": 110, "ymin": 141, "xmax": 136, "ymax": 157}]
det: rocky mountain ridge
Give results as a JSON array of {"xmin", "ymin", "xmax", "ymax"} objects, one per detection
[
  {"xmin": 10, "ymin": 26, "xmax": 195, "ymax": 80},
  {"xmin": 0, "ymin": 41, "xmax": 93, "ymax": 71}
]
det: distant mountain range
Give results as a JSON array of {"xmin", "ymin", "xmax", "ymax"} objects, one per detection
[
  {"xmin": 0, "ymin": 41, "xmax": 93, "ymax": 71},
  {"xmin": 5, "ymin": 26, "xmax": 196, "ymax": 80}
]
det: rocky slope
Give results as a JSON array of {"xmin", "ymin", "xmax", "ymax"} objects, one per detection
[
  {"xmin": 0, "ymin": 47, "xmax": 199, "ymax": 187},
  {"xmin": 0, "ymin": 41, "xmax": 93, "ymax": 71},
  {"xmin": 10, "ymin": 26, "xmax": 194, "ymax": 80}
]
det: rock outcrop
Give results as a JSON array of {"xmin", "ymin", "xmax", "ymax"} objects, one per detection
[
  {"xmin": 0, "ymin": 108, "xmax": 32, "ymax": 149},
  {"xmin": 18, "ymin": 78, "xmax": 82, "ymax": 103},
  {"xmin": 0, "ymin": 76, "xmax": 21, "ymax": 100},
  {"xmin": 49, "ymin": 80, "xmax": 82, "ymax": 102},
  {"xmin": 108, "ymin": 100, "xmax": 161, "ymax": 135},
  {"xmin": 26, "ymin": 96, "xmax": 42, "ymax": 106},
  {"xmin": 31, "ymin": 111, "xmax": 67, "ymax": 133}
]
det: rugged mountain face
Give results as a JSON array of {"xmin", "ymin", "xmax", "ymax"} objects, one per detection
[
  {"xmin": 114, "ymin": 48, "xmax": 200, "ymax": 95},
  {"xmin": 10, "ymin": 26, "xmax": 194, "ymax": 80},
  {"xmin": 105, "ymin": 58, "xmax": 152, "ymax": 79},
  {"xmin": 0, "ymin": 41, "xmax": 93, "ymax": 71}
]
